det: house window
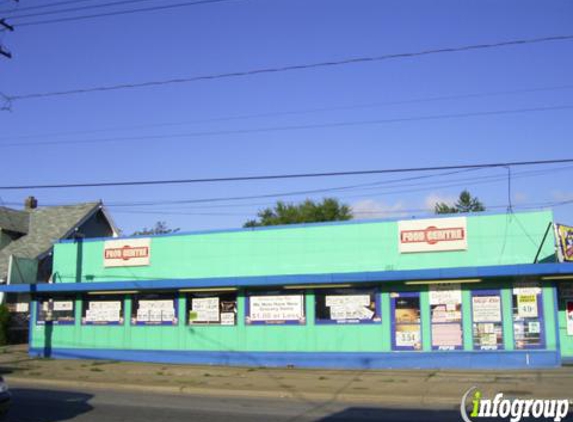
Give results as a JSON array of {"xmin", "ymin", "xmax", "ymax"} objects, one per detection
[
  {"xmin": 391, "ymin": 292, "xmax": 422, "ymax": 350},
  {"xmin": 186, "ymin": 292, "xmax": 237, "ymax": 326},
  {"xmin": 430, "ymin": 284, "xmax": 463, "ymax": 351},
  {"xmin": 471, "ymin": 290, "xmax": 504, "ymax": 350},
  {"xmin": 36, "ymin": 297, "xmax": 75, "ymax": 325},
  {"xmin": 513, "ymin": 281, "xmax": 545, "ymax": 349},
  {"xmin": 81, "ymin": 295, "xmax": 124, "ymax": 325},
  {"xmin": 315, "ymin": 288, "xmax": 380, "ymax": 324},
  {"xmin": 131, "ymin": 293, "xmax": 178, "ymax": 326},
  {"xmin": 246, "ymin": 291, "xmax": 305, "ymax": 325}
]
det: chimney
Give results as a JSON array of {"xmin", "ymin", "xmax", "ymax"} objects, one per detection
[{"xmin": 24, "ymin": 196, "xmax": 38, "ymax": 210}]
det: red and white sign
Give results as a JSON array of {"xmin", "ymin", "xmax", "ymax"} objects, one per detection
[
  {"xmin": 398, "ymin": 217, "xmax": 467, "ymax": 253},
  {"xmin": 104, "ymin": 238, "xmax": 151, "ymax": 267}
]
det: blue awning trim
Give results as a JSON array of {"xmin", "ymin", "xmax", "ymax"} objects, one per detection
[{"xmin": 2, "ymin": 262, "xmax": 572, "ymax": 294}]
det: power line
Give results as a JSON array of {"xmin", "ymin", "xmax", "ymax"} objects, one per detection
[
  {"xmin": 7, "ymin": 0, "xmax": 171, "ymax": 20},
  {"xmin": 4, "ymin": 35, "xmax": 573, "ymax": 102},
  {"xmin": 0, "ymin": 0, "xmax": 97, "ymax": 14},
  {"xmin": 3, "ymin": 83, "xmax": 572, "ymax": 142},
  {"xmin": 2, "ymin": 104, "xmax": 572, "ymax": 148},
  {"xmin": 8, "ymin": 0, "xmax": 243, "ymax": 28},
  {"xmin": 1, "ymin": 158, "xmax": 573, "ymax": 190}
]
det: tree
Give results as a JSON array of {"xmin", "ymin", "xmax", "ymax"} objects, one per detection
[
  {"xmin": 132, "ymin": 221, "xmax": 180, "ymax": 236},
  {"xmin": 434, "ymin": 190, "xmax": 486, "ymax": 214},
  {"xmin": 244, "ymin": 198, "xmax": 353, "ymax": 228}
]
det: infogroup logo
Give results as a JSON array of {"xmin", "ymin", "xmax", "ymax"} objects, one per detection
[{"xmin": 460, "ymin": 387, "xmax": 570, "ymax": 422}]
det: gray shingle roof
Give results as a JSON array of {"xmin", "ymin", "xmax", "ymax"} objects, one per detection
[
  {"xmin": 0, "ymin": 207, "xmax": 29, "ymax": 234},
  {"xmin": 0, "ymin": 202, "xmax": 101, "ymax": 278}
]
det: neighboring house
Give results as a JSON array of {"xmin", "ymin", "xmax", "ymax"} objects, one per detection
[{"xmin": 0, "ymin": 196, "xmax": 119, "ymax": 342}]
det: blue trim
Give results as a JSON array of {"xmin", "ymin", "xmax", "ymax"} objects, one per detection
[
  {"xmin": 56, "ymin": 209, "xmax": 552, "ymax": 245},
  {"xmin": 5, "ymin": 262, "xmax": 573, "ymax": 294},
  {"xmin": 27, "ymin": 347, "xmax": 561, "ymax": 369}
]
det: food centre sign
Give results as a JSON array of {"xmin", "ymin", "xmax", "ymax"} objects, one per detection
[
  {"xmin": 398, "ymin": 217, "xmax": 467, "ymax": 253},
  {"xmin": 103, "ymin": 238, "xmax": 151, "ymax": 267}
]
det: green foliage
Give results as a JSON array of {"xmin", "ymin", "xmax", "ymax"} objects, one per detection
[
  {"xmin": 132, "ymin": 221, "xmax": 180, "ymax": 236},
  {"xmin": 244, "ymin": 198, "xmax": 353, "ymax": 228},
  {"xmin": 434, "ymin": 190, "xmax": 486, "ymax": 214},
  {"xmin": 0, "ymin": 304, "xmax": 10, "ymax": 346}
]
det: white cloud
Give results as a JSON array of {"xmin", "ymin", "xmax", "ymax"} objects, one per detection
[
  {"xmin": 513, "ymin": 191, "xmax": 528, "ymax": 204},
  {"xmin": 552, "ymin": 190, "xmax": 573, "ymax": 202},
  {"xmin": 424, "ymin": 193, "xmax": 457, "ymax": 211},
  {"xmin": 351, "ymin": 199, "xmax": 406, "ymax": 219}
]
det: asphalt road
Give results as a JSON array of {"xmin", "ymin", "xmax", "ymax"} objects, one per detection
[{"xmin": 3, "ymin": 380, "xmax": 466, "ymax": 422}]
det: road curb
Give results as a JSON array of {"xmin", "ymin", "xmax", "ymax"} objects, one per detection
[{"xmin": 5, "ymin": 376, "xmax": 460, "ymax": 408}]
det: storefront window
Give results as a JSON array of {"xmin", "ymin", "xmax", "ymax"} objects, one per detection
[
  {"xmin": 513, "ymin": 281, "xmax": 545, "ymax": 349},
  {"xmin": 391, "ymin": 292, "xmax": 422, "ymax": 350},
  {"xmin": 187, "ymin": 292, "xmax": 237, "ymax": 325},
  {"xmin": 81, "ymin": 295, "xmax": 124, "ymax": 325},
  {"xmin": 131, "ymin": 293, "xmax": 178, "ymax": 326},
  {"xmin": 430, "ymin": 284, "xmax": 463, "ymax": 351},
  {"xmin": 37, "ymin": 296, "xmax": 75, "ymax": 325},
  {"xmin": 246, "ymin": 291, "xmax": 305, "ymax": 325},
  {"xmin": 315, "ymin": 288, "xmax": 380, "ymax": 324},
  {"xmin": 471, "ymin": 290, "xmax": 503, "ymax": 350}
]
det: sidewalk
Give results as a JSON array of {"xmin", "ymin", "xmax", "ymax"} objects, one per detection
[{"xmin": 1, "ymin": 345, "xmax": 572, "ymax": 407}]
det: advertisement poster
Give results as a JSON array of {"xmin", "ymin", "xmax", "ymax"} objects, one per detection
[
  {"xmin": 429, "ymin": 284, "xmax": 462, "ymax": 305},
  {"xmin": 555, "ymin": 223, "xmax": 573, "ymax": 262},
  {"xmin": 472, "ymin": 296, "xmax": 502, "ymax": 323},
  {"xmin": 190, "ymin": 297, "xmax": 220, "ymax": 323},
  {"xmin": 517, "ymin": 294, "xmax": 538, "ymax": 318},
  {"xmin": 396, "ymin": 326, "xmax": 421, "ymax": 348},
  {"xmin": 134, "ymin": 299, "xmax": 176, "ymax": 325},
  {"xmin": 325, "ymin": 294, "xmax": 375, "ymax": 322},
  {"xmin": 248, "ymin": 295, "xmax": 305, "ymax": 324},
  {"xmin": 84, "ymin": 300, "xmax": 123, "ymax": 324},
  {"xmin": 432, "ymin": 323, "xmax": 463, "ymax": 349},
  {"xmin": 567, "ymin": 301, "xmax": 573, "ymax": 336}
]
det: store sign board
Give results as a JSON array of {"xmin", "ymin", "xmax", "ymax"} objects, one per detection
[
  {"xmin": 398, "ymin": 217, "xmax": 467, "ymax": 253},
  {"xmin": 104, "ymin": 238, "xmax": 151, "ymax": 267}
]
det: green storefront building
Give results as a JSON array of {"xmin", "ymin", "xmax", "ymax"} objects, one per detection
[{"xmin": 3, "ymin": 209, "xmax": 573, "ymax": 369}]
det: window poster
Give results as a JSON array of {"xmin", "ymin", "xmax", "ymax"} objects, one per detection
[
  {"xmin": 315, "ymin": 288, "xmax": 379, "ymax": 324},
  {"xmin": 471, "ymin": 291, "xmax": 503, "ymax": 350},
  {"xmin": 132, "ymin": 294, "xmax": 177, "ymax": 326},
  {"xmin": 567, "ymin": 301, "xmax": 573, "ymax": 336},
  {"xmin": 37, "ymin": 297, "xmax": 76, "ymax": 325},
  {"xmin": 187, "ymin": 292, "xmax": 237, "ymax": 325},
  {"xmin": 246, "ymin": 293, "xmax": 305, "ymax": 325},
  {"xmin": 82, "ymin": 296, "xmax": 124, "ymax": 325},
  {"xmin": 512, "ymin": 281, "xmax": 544, "ymax": 349},
  {"xmin": 430, "ymin": 284, "xmax": 463, "ymax": 350},
  {"xmin": 391, "ymin": 292, "xmax": 421, "ymax": 350}
]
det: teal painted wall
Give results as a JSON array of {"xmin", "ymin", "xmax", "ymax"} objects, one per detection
[
  {"xmin": 52, "ymin": 211, "xmax": 556, "ymax": 284},
  {"xmin": 31, "ymin": 280, "xmax": 558, "ymax": 354},
  {"xmin": 32, "ymin": 211, "xmax": 560, "ymax": 358}
]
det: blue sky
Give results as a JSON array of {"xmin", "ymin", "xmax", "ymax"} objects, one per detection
[{"xmin": 0, "ymin": 0, "xmax": 572, "ymax": 234}]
